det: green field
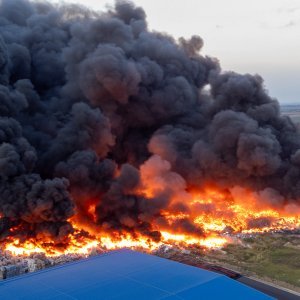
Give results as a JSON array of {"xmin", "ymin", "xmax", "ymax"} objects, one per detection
[
  {"xmin": 155, "ymin": 233, "xmax": 300, "ymax": 292},
  {"xmin": 205, "ymin": 234, "xmax": 300, "ymax": 289}
]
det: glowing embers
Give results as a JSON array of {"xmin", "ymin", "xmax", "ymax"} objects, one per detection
[
  {"xmin": 3, "ymin": 235, "xmax": 99, "ymax": 257},
  {"xmin": 3, "ymin": 234, "xmax": 228, "ymax": 258},
  {"xmin": 160, "ymin": 231, "xmax": 228, "ymax": 248},
  {"xmin": 5, "ymin": 240, "xmax": 46, "ymax": 256},
  {"xmin": 191, "ymin": 187, "xmax": 300, "ymax": 234}
]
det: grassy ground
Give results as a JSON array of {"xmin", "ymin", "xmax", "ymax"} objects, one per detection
[
  {"xmin": 204, "ymin": 234, "xmax": 300, "ymax": 289},
  {"xmin": 156, "ymin": 233, "xmax": 300, "ymax": 292}
]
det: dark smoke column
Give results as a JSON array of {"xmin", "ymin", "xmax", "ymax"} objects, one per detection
[{"xmin": 0, "ymin": 0, "xmax": 299, "ymax": 245}]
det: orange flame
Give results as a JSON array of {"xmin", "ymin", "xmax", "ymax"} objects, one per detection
[{"xmin": 2, "ymin": 186, "xmax": 300, "ymax": 257}]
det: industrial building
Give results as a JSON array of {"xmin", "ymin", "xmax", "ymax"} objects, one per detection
[{"xmin": 0, "ymin": 249, "xmax": 273, "ymax": 299}]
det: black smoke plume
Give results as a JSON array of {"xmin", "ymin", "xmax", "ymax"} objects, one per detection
[{"xmin": 0, "ymin": 0, "xmax": 299, "ymax": 244}]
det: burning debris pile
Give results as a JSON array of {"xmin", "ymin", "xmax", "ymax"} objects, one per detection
[{"xmin": 0, "ymin": 0, "xmax": 299, "ymax": 258}]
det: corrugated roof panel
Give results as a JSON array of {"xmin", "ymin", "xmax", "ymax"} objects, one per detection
[{"xmin": 0, "ymin": 249, "xmax": 274, "ymax": 300}]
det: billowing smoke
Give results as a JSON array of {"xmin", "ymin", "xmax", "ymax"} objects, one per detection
[{"xmin": 0, "ymin": 0, "xmax": 299, "ymax": 244}]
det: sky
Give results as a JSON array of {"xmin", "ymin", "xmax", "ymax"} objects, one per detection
[{"xmin": 52, "ymin": 0, "xmax": 300, "ymax": 104}]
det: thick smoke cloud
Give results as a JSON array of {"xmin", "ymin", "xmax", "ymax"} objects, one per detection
[{"xmin": 0, "ymin": 0, "xmax": 299, "ymax": 244}]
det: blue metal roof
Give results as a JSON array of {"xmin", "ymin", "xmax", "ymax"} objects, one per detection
[{"xmin": 0, "ymin": 249, "xmax": 273, "ymax": 299}]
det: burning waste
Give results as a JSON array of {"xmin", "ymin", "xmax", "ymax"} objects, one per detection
[{"xmin": 0, "ymin": 0, "xmax": 299, "ymax": 259}]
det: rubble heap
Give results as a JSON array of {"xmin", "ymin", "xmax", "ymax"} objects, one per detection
[{"xmin": 0, "ymin": 248, "xmax": 106, "ymax": 280}]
